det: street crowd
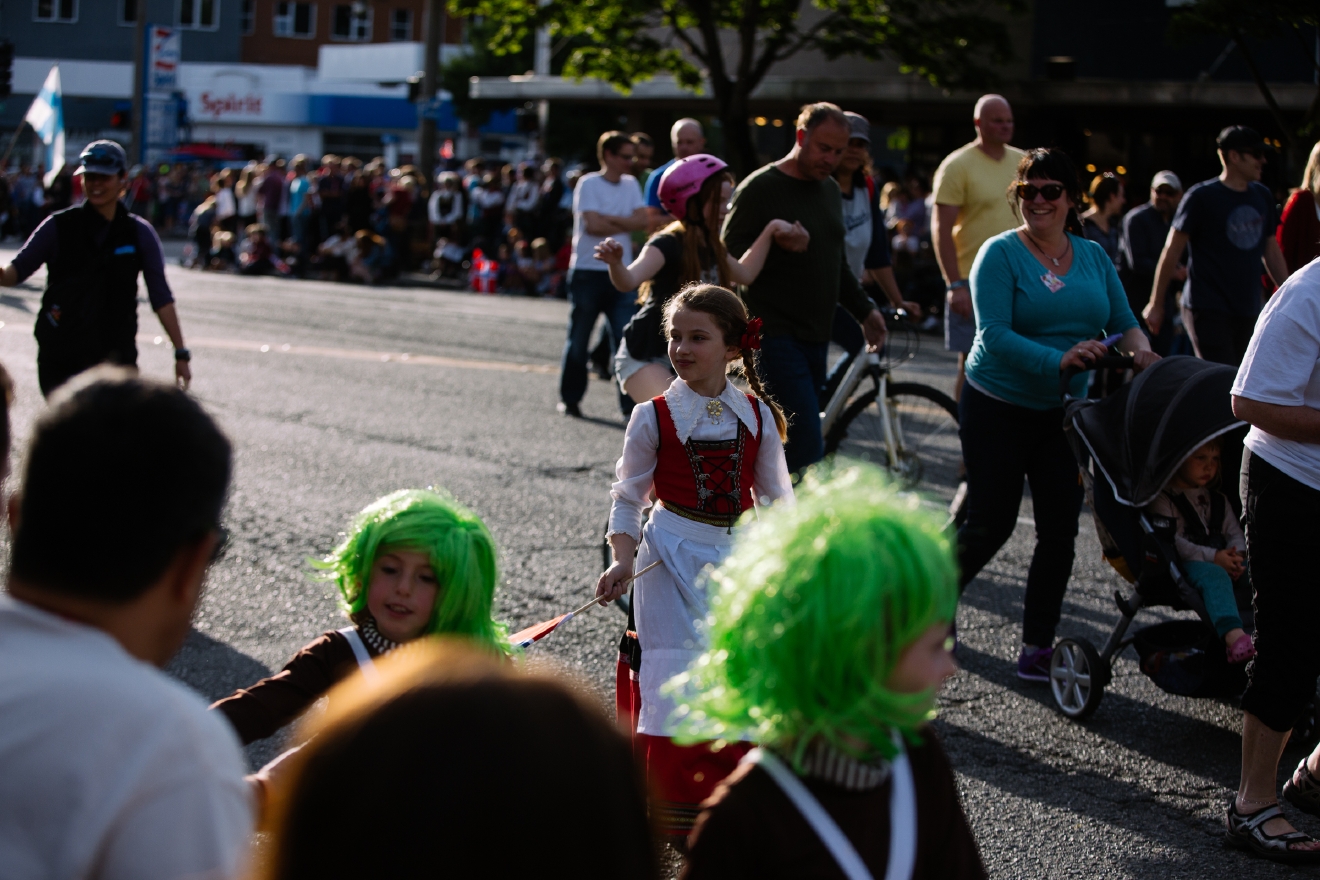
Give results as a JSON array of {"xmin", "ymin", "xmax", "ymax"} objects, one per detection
[{"xmin": 2, "ymin": 94, "xmax": 1320, "ymax": 878}]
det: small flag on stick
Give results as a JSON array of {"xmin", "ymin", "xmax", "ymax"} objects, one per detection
[
  {"xmin": 509, "ymin": 561, "xmax": 661, "ymax": 648},
  {"xmin": 25, "ymin": 66, "xmax": 64, "ymax": 187}
]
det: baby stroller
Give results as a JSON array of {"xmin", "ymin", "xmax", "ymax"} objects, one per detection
[{"xmin": 1049, "ymin": 355, "xmax": 1250, "ymax": 720}]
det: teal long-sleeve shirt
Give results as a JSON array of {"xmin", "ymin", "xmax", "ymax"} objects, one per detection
[{"xmin": 965, "ymin": 230, "xmax": 1138, "ymax": 410}]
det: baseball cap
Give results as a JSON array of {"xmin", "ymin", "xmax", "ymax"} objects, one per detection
[
  {"xmin": 1216, "ymin": 126, "xmax": 1265, "ymax": 155},
  {"xmin": 76, "ymin": 140, "xmax": 128, "ymax": 176},
  {"xmin": 1151, "ymin": 170, "xmax": 1182, "ymax": 192},
  {"xmin": 843, "ymin": 111, "xmax": 871, "ymax": 144}
]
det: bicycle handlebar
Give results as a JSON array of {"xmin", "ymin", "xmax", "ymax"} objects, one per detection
[{"xmin": 1059, "ymin": 355, "xmax": 1135, "ymax": 400}]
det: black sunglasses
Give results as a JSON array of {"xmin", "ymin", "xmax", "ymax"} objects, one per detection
[
  {"xmin": 1154, "ymin": 186, "xmax": 1180, "ymax": 197},
  {"xmin": 1016, "ymin": 182, "xmax": 1066, "ymax": 202}
]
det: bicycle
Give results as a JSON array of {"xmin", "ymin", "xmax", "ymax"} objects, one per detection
[{"xmin": 820, "ymin": 312, "xmax": 962, "ymax": 505}]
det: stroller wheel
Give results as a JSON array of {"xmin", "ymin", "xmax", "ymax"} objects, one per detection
[{"xmin": 1050, "ymin": 638, "xmax": 1106, "ymax": 720}]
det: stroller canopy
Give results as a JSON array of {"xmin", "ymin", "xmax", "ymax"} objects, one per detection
[{"xmin": 1068, "ymin": 356, "xmax": 1245, "ymax": 507}]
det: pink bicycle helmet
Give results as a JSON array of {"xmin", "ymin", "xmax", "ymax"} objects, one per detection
[{"xmin": 658, "ymin": 153, "xmax": 728, "ymax": 221}]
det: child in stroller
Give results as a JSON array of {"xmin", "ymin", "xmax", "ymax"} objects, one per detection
[{"xmin": 1145, "ymin": 438, "xmax": 1255, "ymax": 664}]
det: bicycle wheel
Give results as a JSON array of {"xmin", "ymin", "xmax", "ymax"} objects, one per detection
[{"xmin": 825, "ymin": 382, "xmax": 961, "ymax": 500}]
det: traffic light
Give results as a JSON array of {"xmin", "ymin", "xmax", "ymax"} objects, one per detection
[{"xmin": 0, "ymin": 41, "xmax": 14, "ymax": 101}]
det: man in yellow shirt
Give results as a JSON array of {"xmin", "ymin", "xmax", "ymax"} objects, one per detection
[{"xmin": 932, "ymin": 95, "xmax": 1025, "ymax": 400}]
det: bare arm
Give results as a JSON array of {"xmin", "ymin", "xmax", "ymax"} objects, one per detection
[
  {"xmin": 0, "ymin": 265, "xmax": 16, "ymax": 287},
  {"xmin": 1119, "ymin": 326, "xmax": 1159, "ymax": 371},
  {"xmin": 1263, "ymin": 237, "xmax": 1290, "ymax": 291},
  {"xmin": 582, "ymin": 210, "xmax": 627, "ymax": 236},
  {"xmin": 1143, "ymin": 228, "xmax": 1189, "ymax": 333},
  {"xmin": 932, "ymin": 204, "xmax": 961, "ymax": 285},
  {"xmin": 155, "ymin": 303, "xmax": 191, "ymax": 390},
  {"xmin": 1233, "ymin": 395, "xmax": 1320, "ymax": 444},
  {"xmin": 933, "ymin": 203, "xmax": 971, "ymax": 318},
  {"xmin": 596, "ymin": 241, "xmax": 666, "ymax": 292},
  {"xmin": 864, "ymin": 266, "xmax": 920, "ymax": 315},
  {"xmin": 725, "ymin": 219, "xmax": 799, "ymax": 285}
]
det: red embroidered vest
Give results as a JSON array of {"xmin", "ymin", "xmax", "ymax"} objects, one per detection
[{"xmin": 652, "ymin": 394, "xmax": 762, "ymax": 529}]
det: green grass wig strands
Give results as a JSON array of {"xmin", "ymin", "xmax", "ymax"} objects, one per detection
[
  {"xmin": 311, "ymin": 489, "xmax": 509, "ymax": 654},
  {"xmin": 668, "ymin": 464, "xmax": 958, "ymax": 765}
]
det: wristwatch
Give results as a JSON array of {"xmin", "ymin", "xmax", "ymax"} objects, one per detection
[
  {"xmin": 174, "ymin": 347, "xmax": 191, "ymax": 362},
  {"xmin": 946, "ymin": 279, "xmax": 969, "ymax": 292}
]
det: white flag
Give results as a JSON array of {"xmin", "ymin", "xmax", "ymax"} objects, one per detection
[{"xmin": 24, "ymin": 66, "xmax": 65, "ymax": 187}]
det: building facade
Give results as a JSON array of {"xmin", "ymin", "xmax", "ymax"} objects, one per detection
[{"xmin": 240, "ymin": 0, "xmax": 464, "ymax": 67}]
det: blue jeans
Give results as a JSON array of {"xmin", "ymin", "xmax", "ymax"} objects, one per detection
[
  {"xmin": 758, "ymin": 334, "xmax": 828, "ymax": 474},
  {"xmin": 956, "ymin": 383, "xmax": 1084, "ymax": 648},
  {"xmin": 560, "ymin": 269, "xmax": 637, "ymax": 413},
  {"xmin": 1181, "ymin": 560, "xmax": 1243, "ymax": 638}
]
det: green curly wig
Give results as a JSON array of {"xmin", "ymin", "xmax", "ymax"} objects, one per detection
[
  {"xmin": 312, "ymin": 489, "xmax": 509, "ymax": 654},
  {"xmin": 668, "ymin": 463, "xmax": 958, "ymax": 765}
]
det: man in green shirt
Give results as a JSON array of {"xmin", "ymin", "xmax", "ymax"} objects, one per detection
[{"xmin": 723, "ymin": 102, "xmax": 887, "ymax": 473}]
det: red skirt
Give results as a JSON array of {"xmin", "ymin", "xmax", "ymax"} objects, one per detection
[{"xmin": 617, "ymin": 631, "xmax": 750, "ymax": 839}]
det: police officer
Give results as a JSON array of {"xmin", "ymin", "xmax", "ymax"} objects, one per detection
[{"xmin": 0, "ymin": 140, "xmax": 192, "ymax": 396}]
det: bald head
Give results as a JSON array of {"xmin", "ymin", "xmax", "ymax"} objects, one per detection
[
  {"xmin": 671, "ymin": 118, "xmax": 706, "ymax": 159},
  {"xmin": 973, "ymin": 95, "xmax": 1013, "ymax": 149}
]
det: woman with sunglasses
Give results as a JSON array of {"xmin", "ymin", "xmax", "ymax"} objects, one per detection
[{"xmin": 955, "ymin": 147, "xmax": 1158, "ymax": 682}]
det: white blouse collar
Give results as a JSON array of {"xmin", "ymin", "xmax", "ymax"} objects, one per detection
[{"xmin": 661, "ymin": 378, "xmax": 758, "ymax": 444}]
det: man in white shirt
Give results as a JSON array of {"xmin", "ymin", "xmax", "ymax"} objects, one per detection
[
  {"xmin": 0, "ymin": 367, "xmax": 253, "ymax": 880},
  {"xmin": 559, "ymin": 131, "xmax": 648, "ymax": 418}
]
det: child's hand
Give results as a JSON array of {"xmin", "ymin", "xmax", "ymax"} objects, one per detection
[
  {"xmin": 1215, "ymin": 548, "xmax": 1246, "ymax": 579},
  {"xmin": 595, "ymin": 559, "xmax": 635, "ymax": 605},
  {"xmin": 594, "ymin": 239, "xmax": 624, "ymax": 265}
]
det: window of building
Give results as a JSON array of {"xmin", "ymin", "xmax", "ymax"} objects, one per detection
[
  {"xmin": 177, "ymin": 0, "xmax": 218, "ymax": 30},
  {"xmin": 332, "ymin": 4, "xmax": 372, "ymax": 42},
  {"xmin": 34, "ymin": 0, "xmax": 78, "ymax": 22},
  {"xmin": 240, "ymin": 0, "xmax": 254, "ymax": 34},
  {"xmin": 389, "ymin": 8, "xmax": 412, "ymax": 41},
  {"xmin": 118, "ymin": 0, "xmax": 137, "ymax": 26},
  {"xmin": 274, "ymin": 1, "xmax": 316, "ymax": 37}
]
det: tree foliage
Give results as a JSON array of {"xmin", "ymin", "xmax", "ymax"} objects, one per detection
[
  {"xmin": 449, "ymin": 0, "xmax": 1022, "ymax": 174},
  {"xmin": 440, "ymin": 18, "xmax": 535, "ymax": 128},
  {"xmin": 1171, "ymin": 0, "xmax": 1320, "ymax": 147}
]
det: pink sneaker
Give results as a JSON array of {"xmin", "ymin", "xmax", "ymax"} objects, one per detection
[{"xmin": 1228, "ymin": 633, "xmax": 1257, "ymax": 664}]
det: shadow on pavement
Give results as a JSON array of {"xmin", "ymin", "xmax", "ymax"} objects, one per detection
[{"xmin": 166, "ymin": 627, "xmax": 272, "ymax": 703}]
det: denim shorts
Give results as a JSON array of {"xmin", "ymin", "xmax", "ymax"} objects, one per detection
[{"xmin": 614, "ymin": 339, "xmax": 673, "ymax": 393}]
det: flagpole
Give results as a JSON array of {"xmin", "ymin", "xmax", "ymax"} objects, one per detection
[{"xmin": 0, "ymin": 117, "xmax": 29, "ymax": 173}]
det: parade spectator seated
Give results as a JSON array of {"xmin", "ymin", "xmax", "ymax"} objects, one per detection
[
  {"xmin": 251, "ymin": 641, "xmax": 656, "ymax": 880},
  {"xmin": 431, "ymin": 236, "xmax": 466, "ymax": 281},
  {"xmin": 239, "ymin": 223, "xmax": 291, "ymax": 276},
  {"xmin": 313, "ymin": 220, "xmax": 356, "ymax": 282},
  {"xmin": 531, "ymin": 237, "xmax": 561, "ymax": 297},
  {"xmin": 350, "ymin": 230, "xmax": 392, "ymax": 285},
  {"xmin": 0, "ymin": 368, "xmax": 253, "ymax": 880},
  {"xmin": 209, "ymin": 230, "xmax": 237, "ymax": 272}
]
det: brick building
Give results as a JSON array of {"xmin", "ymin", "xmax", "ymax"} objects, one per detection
[{"xmin": 240, "ymin": 0, "xmax": 463, "ymax": 67}]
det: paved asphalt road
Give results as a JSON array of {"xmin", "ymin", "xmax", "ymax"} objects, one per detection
[{"xmin": 0, "ymin": 242, "xmax": 1316, "ymax": 879}]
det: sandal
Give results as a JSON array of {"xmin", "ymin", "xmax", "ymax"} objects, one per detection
[
  {"xmin": 1224, "ymin": 801, "xmax": 1320, "ymax": 864},
  {"xmin": 1284, "ymin": 759, "xmax": 1320, "ymax": 818}
]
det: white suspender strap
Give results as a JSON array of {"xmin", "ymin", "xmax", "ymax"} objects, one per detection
[
  {"xmin": 743, "ymin": 733, "xmax": 917, "ymax": 880},
  {"xmin": 745, "ymin": 749, "xmax": 874, "ymax": 880},
  {"xmin": 337, "ymin": 626, "xmax": 380, "ymax": 683},
  {"xmin": 884, "ymin": 734, "xmax": 917, "ymax": 880}
]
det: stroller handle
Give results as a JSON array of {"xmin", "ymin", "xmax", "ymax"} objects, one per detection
[{"xmin": 1060, "ymin": 355, "xmax": 1136, "ymax": 400}]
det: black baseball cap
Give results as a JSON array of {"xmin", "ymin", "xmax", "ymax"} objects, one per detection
[
  {"xmin": 76, "ymin": 140, "xmax": 128, "ymax": 176},
  {"xmin": 1216, "ymin": 126, "xmax": 1266, "ymax": 156}
]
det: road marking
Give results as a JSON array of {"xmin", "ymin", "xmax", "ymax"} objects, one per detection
[{"xmin": 138, "ymin": 334, "xmax": 558, "ymax": 375}]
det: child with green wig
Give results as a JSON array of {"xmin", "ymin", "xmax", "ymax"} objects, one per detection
[
  {"xmin": 676, "ymin": 464, "xmax": 986, "ymax": 879},
  {"xmin": 212, "ymin": 489, "xmax": 508, "ymax": 746}
]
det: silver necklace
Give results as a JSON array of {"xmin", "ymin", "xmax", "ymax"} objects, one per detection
[{"xmin": 1024, "ymin": 229, "xmax": 1070, "ymax": 267}]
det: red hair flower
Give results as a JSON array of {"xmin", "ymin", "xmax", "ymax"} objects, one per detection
[{"xmin": 740, "ymin": 317, "xmax": 763, "ymax": 351}]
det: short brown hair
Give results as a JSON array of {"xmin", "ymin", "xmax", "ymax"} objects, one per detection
[
  {"xmin": 795, "ymin": 102, "xmax": 848, "ymax": 133},
  {"xmin": 597, "ymin": 130, "xmax": 633, "ymax": 163}
]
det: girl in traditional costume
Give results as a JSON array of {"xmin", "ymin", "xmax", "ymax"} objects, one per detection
[
  {"xmin": 674, "ymin": 465, "xmax": 986, "ymax": 879},
  {"xmin": 597, "ymin": 282, "xmax": 794, "ymax": 841},
  {"xmin": 212, "ymin": 489, "xmax": 508, "ymax": 746}
]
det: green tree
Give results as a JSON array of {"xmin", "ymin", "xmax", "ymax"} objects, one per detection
[
  {"xmin": 1172, "ymin": 0, "xmax": 1320, "ymax": 160},
  {"xmin": 449, "ymin": 0, "xmax": 1022, "ymax": 176}
]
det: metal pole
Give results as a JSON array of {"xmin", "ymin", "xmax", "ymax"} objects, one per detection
[
  {"xmin": 130, "ymin": 6, "xmax": 147, "ymax": 164},
  {"xmin": 533, "ymin": 1, "xmax": 550, "ymax": 155},
  {"xmin": 417, "ymin": 0, "xmax": 442, "ymax": 181}
]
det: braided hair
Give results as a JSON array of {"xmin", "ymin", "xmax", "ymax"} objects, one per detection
[{"xmin": 663, "ymin": 283, "xmax": 788, "ymax": 442}]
